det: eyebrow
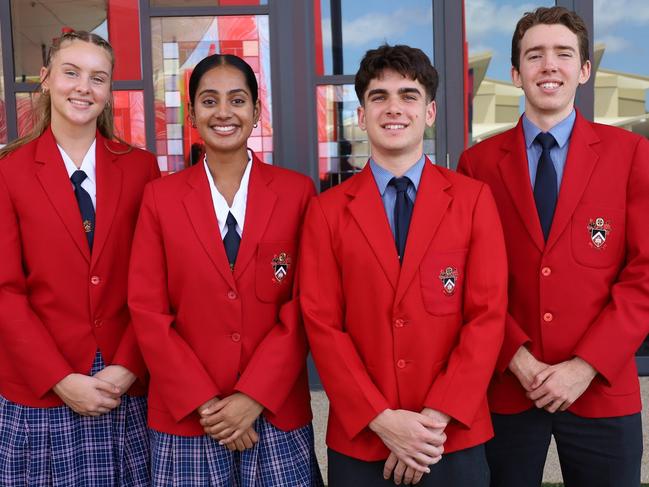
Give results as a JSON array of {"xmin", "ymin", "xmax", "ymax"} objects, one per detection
[
  {"xmin": 366, "ymin": 87, "xmax": 422, "ymax": 98},
  {"xmin": 61, "ymin": 62, "xmax": 110, "ymax": 77},
  {"xmin": 524, "ymin": 45, "xmax": 576, "ymax": 56},
  {"xmin": 198, "ymin": 88, "xmax": 249, "ymax": 97}
]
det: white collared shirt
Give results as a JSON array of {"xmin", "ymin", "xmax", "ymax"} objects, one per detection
[
  {"xmin": 204, "ymin": 150, "xmax": 253, "ymax": 238},
  {"xmin": 58, "ymin": 140, "xmax": 97, "ymax": 209}
]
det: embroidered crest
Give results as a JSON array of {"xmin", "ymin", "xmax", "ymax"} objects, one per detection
[
  {"xmin": 271, "ymin": 252, "xmax": 291, "ymax": 283},
  {"xmin": 82, "ymin": 219, "xmax": 93, "ymax": 233},
  {"xmin": 587, "ymin": 217, "xmax": 611, "ymax": 249},
  {"xmin": 438, "ymin": 266, "xmax": 459, "ymax": 296}
]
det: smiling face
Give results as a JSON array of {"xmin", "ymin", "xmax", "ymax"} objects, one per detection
[
  {"xmin": 512, "ymin": 23, "xmax": 590, "ymax": 128},
  {"xmin": 357, "ymin": 68, "xmax": 436, "ymax": 168},
  {"xmin": 190, "ymin": 64, "xmax": 260, "ymax": 156},
  {"xmin": 40, "ymin": 39, "xmax": 112, "ymax": 134}
]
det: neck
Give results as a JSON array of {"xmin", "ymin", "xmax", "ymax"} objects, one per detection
[
  {"xmin": 205, "ymin": 146, "xmax": 249, "ymax": 186},
  {"xmin": 370, "ymin": 147, "xmax": 423, "ymax": 178},
  {"xmin": 525, "ymin": 105, "xmax": 574, "ymax": 133},
  {"xmin": 51, "ymin": 117, "xmax": 97, "ymax": 168}
]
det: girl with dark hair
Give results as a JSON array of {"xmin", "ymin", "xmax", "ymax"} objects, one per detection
[
  {"xmin": 0, "ymin": 31, "xmax": 159, "ymax": 485},
  {"xmin": 129, "ymin": 53, "xmax": 322, "ymax": 485}
]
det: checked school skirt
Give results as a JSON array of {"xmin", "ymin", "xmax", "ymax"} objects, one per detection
[
  {"xmin": 0, "ymin": 351, "xmax": 150, "ymax": 487},
  {"xmin": 150, "ymin": 416, "xmax": 324, "ymax": 486}
]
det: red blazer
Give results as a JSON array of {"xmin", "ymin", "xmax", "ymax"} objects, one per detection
[
  {"xmin": 299, "ymin": 159, "xmax": 508, "ymax": 461},
  {"xmin": 0, "ymin": 128, "xmax": 160, "ymax": 407},
  {"xmin": 128, "ymin": 155, "xmax": 315, "ymax": 436},
  {"xmin": 458, "ymin": 112, "xmax": 649, "ymax": 418}
]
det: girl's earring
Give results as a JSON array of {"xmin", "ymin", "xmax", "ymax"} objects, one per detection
[{"xmin": 253, "ymin": 122, "xmax": 258, "ymax": 128}]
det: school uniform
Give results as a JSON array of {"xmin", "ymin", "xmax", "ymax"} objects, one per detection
[
  {"xmin": 458, "ymin": 110, "xmax": 649, "ymax": 486},
  {"xmin": 128, "ymin": 152, "xmax": 323, "ymax": 486},
  {"xmin": 299, "ymin": 156, "xmax": 508, "ymax": 485},
  {"xmin": 0, "ymin": 127, "xmax": 160, "ymax": 485}
]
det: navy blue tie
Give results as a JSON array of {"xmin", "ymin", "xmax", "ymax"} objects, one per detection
[
  {"xmin": 223, "ymin": 212, "xmax": 240, "ymax": 271},
  {"xmin": 70, "ymin": 170, "xmax": 95, "ymax": 250},
  {"xmin": 389, "ymin": 176, "xmax": 414, "ymax": 263},
  {"xmin": 533, "ymin": 132, "xmax": 558, "ymax": 241}
]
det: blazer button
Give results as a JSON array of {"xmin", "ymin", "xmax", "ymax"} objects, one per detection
[
  {"xmin": 541, "ymin": 267, "xmax": 552, "ymax": 277},
  {"xmin": 93, "ymin": 319, "xmax": 102, "ymax": 327},
  {"xmin": 394, "ymin": 319, "xmax": 405, "ymax": 328},
  {"xmin": 231, "ymin": 333, "xmax": 241, "ymax": 342},
  {"xmin": 543, "ymin": 312, "xmax": 554, "ymax": 323},
  {"xmin": 90, "ymin": 276, "xmax": 101, "ymax": 285},
  {"xmin": 227, "ymin": 290, "xmax": 237, "ymax": 300},
  {"xmin": 396, "ymin": 359, "xmax": 406, "ymax": 369}
]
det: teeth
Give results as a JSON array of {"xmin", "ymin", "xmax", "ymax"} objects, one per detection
[
  {"xmin": 384, "ymin": 124, "xmax": 406, "ymax": 130},
  {"xmin": 539, "ymin": 82, "xmax": 560, "ymax": 89},
  {"xmin": 212, "ymin": 125, "xmax": 236, "ymax": 133},
  {"xmin": 69, "ymin": 99, "xmax": 91, "ymax": 106}
]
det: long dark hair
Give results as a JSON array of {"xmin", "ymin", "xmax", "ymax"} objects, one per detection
[
  {"xmin": 0, "ymin": 31, "xmax": 129, "ymax": 159},
  {"xmin": 188, "ymin": 54, "xmax": 259, "ymax": 106}
]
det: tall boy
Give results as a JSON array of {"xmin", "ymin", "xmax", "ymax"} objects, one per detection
[
  {"xmin": 458, "ymin": 7, "xmax": 649, "ymax": 486},
  {"xmin": 300, "ymin": 44, "xmax": 507, "ymax": 486}
]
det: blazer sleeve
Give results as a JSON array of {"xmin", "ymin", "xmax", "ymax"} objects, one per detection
[
  {"xmin": 128, "ymin": 182, "xmax": 220, "ymax": 421},
  {"xmin": 572, "ymin": 137, "xmax": 649, "ymax": 384},
  {"xmin": 113, "ymin": 152, "xmax": 161, "ymax": 383},
  {"xmin": 457, "ymin": 152, "xmax": 531, "ymax": 373},
  {"xmin": 0, "ymin": 169, "xmax": 74, "ymax": 397},
  {"xmin": 300, "ymin": 197, "xmax": 390, "ymax": 440},
  {"xmin": 234, "ymin": 179, "xmax": 315, "ymax": 414},
  {"xmin": 423, "ymin": 184, "xmax": 508, "ymax": 427}
]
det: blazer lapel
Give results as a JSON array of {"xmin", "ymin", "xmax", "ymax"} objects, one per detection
[
  {"xmin": 347, "ymin": 165, "xmax": 400, "ymax": 291},
  {"xmin": 35, "ymin": 128, "xmax": 91, "ymax": 263},
  {"xmin": 182, "ymin": 164, "xmax": 236, "ymax": 289},
  {"xmin": 395, "ymin": 159, "xmax": 451, "ymax": 305},
  {"xmin": 545, "ymin": 113, "xmax": 600, "ymax": 252},
  {"xmin": 92, "ymin": 134, "xmax": 121, "ymax": 266},
  {"xmin": 498, "ymin": 120, "xmax": 545, "ymax": 252},
  {"xmin": 233, "ymin": 157, "xmax": 277, "ymax": 279}
]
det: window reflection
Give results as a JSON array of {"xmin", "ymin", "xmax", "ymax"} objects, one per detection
[
  {"xmin": 465, "ymin": 0, "xmax": 554, "ymax": 145},
  {"xmin": 11, "ymin": 0, "xmax": 108, "ymax": 83},
  {"xmin": 315, "ymin": 0, "xmax": 434, "ymax": 76},
  {"xmin": 593, "ymin": 0, "xmax": 649, "ymax": 139},
  {"xmin": 151, "ymin": 15, "xmax": 272, "ymax": 173}
]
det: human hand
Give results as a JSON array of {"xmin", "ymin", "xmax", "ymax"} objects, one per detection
[
  {"xmin": 93, "ymin": 365, "xmax": 136, "ymax": 395},
  {"xmin": 509, "ymin": 346, "xmax": 550, "ymax": 391},
  {"xmin": 383, "ymin": 452, "xmax": 428, "ymax": 485},
  {"xmin": 53, "ymin": 373, "xmax": 121, "ymax": 416},
  {"xmin": 420, "ymin": 408, "xmax": 450, "ymax": 430},
  {"xmin": 199, "ymin": 392, "xmax": 264, "ymax": 444},
  {"xmin": 527, "ymin": 357, "xmax": 597, "ymax": 412},
  {"xmin": 222, "ymin": 426, "xmax": 259, "ymax": 452},
  {"xmin": 369, "ymin": 409, "xmax": 446, "ymax": 473}
]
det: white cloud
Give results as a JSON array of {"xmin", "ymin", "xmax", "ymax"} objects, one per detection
[
  {"xmin": 321, "ymin": 6, "xmax": 432, "ymax": 48},
  {"xmin": 465, "ymin": 0, "xmax": 537, "ymax": 44},
  {"xmin": 594, "ymin": 0, "xmax": 649, "ymax": 33},
  {"xmin": 596, "ymin": 35, "xmax": 631, "ymax": 53}
]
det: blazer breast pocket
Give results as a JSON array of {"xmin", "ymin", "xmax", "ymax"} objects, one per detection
[
  {"xmin": 571, "ymin": 205, "xmax": 625, "ymax": 269},
  {"xmin": 419, "ymin": 249, "xmax": 468, "ymax": 316},
  {"xmin": 255, "ymin": 241, "xmax": 296, "ymax": 304}
]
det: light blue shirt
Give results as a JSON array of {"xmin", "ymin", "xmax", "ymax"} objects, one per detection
[
  {"xmin": 369, "ymin": 155, "xmax": 425, "ymax": 238},
  {"xmin": 522, "ymin": 109, "xmax": 576, "ymax": 190}
]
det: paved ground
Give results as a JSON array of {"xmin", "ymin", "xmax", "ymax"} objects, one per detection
[{"xmin": 310, "ymin": 377, "xmax": 649, "ymax": 482}]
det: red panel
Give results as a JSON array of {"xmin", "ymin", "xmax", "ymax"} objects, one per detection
[
  {"xmin": 107, "ymin": 0, "xmax": 141, "ymax": 80},
  {"xmin": 313, "ymin": 0, "xmax": 324, "ymax": 77}
]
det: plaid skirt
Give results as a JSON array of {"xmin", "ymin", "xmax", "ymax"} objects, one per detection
[
  {"xmin": 0, "ymin": 351, "xmax": 149, "ymax": 486},
  {"xmin": 150, "ymin": 416, "xmax": 323, "ymax": 486}
]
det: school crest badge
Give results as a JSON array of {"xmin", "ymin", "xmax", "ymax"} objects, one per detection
[
  {"xmin": 271, "ymin": 252, "xmax": 291, "ymax": 283},
  {"xmin": 587, "ymin": 217, "xmax": 611, "ymax": 249},
  {"xmin": 438, "ymin": 266, "xmax": 459, "ymax": 296}
]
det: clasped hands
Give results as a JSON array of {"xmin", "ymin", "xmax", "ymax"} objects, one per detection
[
  {"xmin": 53, "ymin": 365, "xmax": 136, "ymax": 416},
  {"xmin": 369, "ymin": 407, "xmax": 450, "ymax": 485},
  {"xmin": 198, "ymin": 392, "xmax": 264, "ymax": 452},
  {"xmin": 509, "ymin": 346, "xmax": 597, "ymax": 413}
]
